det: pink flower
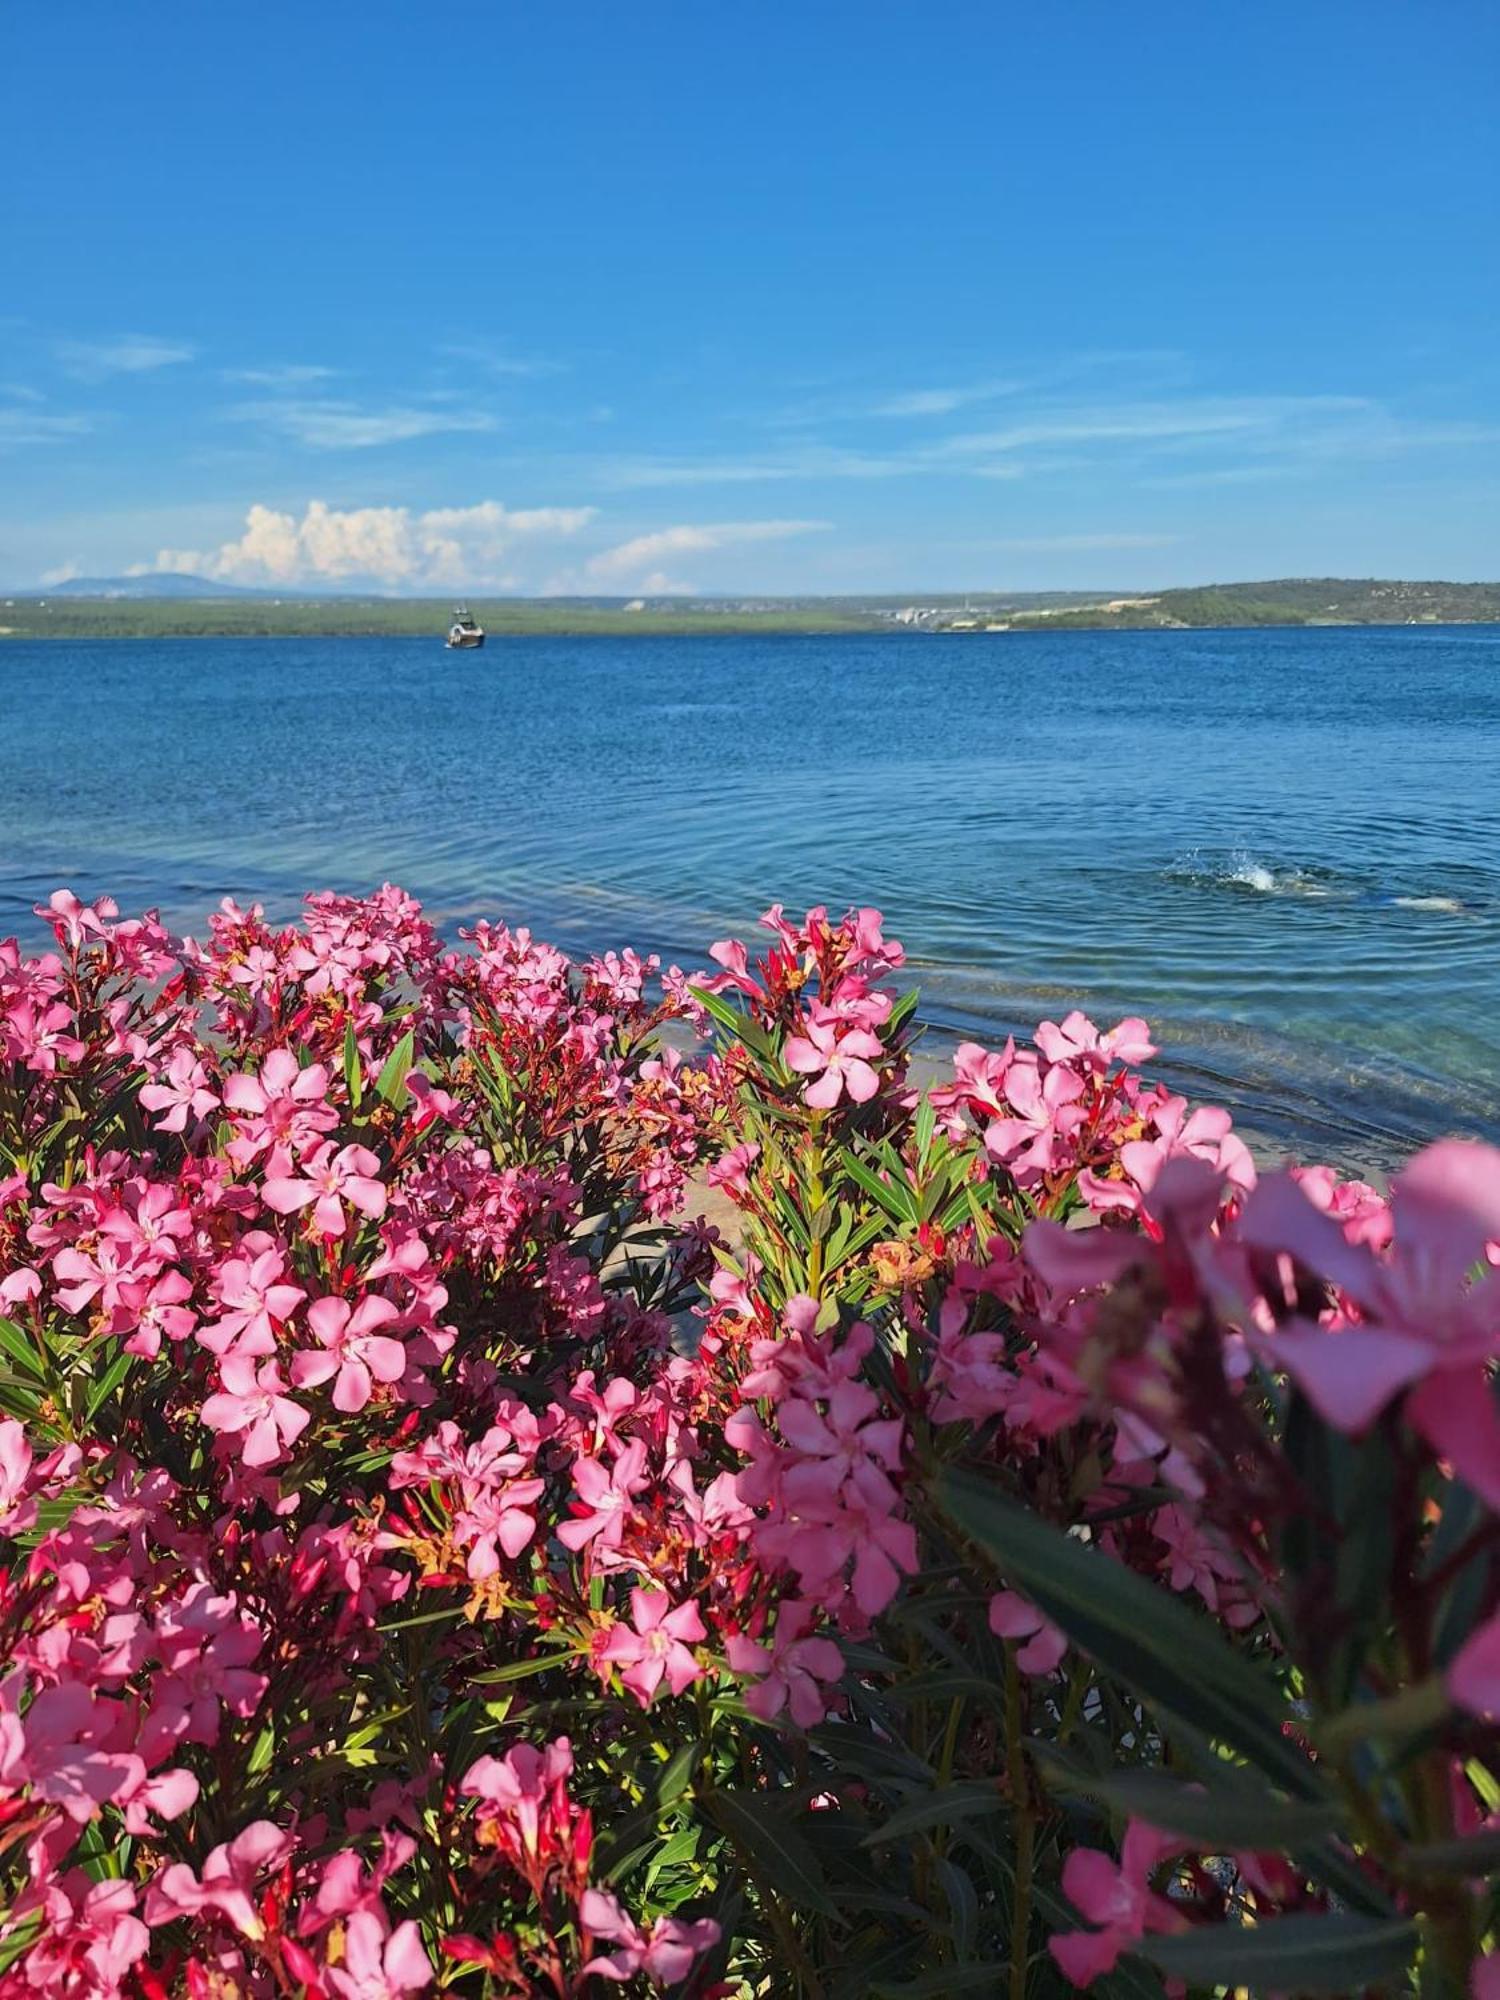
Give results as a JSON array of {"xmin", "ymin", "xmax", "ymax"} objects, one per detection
[
  {"xmin": 200, "ymin": 1356, "xmax": 310, "ymax": 1467},
  {"xmin": 222, "ymin": 1047, "xmax": 337, "ymax": 1163},
  {"xmin": 784, "ymin": 1012, "xmax": 884, "ymax": 1109},
  {"xmin": 726, "ymin": 1599, "xmax": 845, "ymax": 1726},
  {"xmin": 1449, "ymin": 1608, "xmax": 1500, "ymax": 1721},
  {"xmin": 291, "ymin": 1294, "xmax": 406, "ymax": 1412},
  {"xmin": 580, "ymin": 1888, "xmax": 721, "ymax": 1986},
  {"xmin": 263, "ymin": 1141, "xmax": 387, "ymax": 1238},
  {"xmin": 20, "ymin": 1871, "xmax": 149, "ymax": 1997},
  {"xmin": 1242, "ymin": 1140, "xmax": 1500, "ymax": 1503},
  {"xmin": 0, "ymin": 1678, "xmax": 144, "ymax": 1823},
  {"xmin": 984, "ymin": 1053, "xmax": 1086, "ymax": 1180},
  {"xmin": 706, "ymin": 1140, "xmax": 761, "ymax": 1197},
  {"xmin": 1049, "ymin": 1820, "xmax": 1185, "ymax": 1987},
  {"xmin": 139, "ymin": 1047, "xmax": 220, "ymax": 1133},
  {"xmin": 322, "ymin": 1910, "xmax": 432, "ymax": 1998},
  {"xmin": 557, "ymin": 1439, "xmax": 648, "ymax": 1556},
  {"xmin": 460, "ymin": 1738, "xmax": 576, "ymax": 1873},
  {"xmin": 202, "ymin": 1242, "xmax": 305, "ymax": 1358},
  {"xmin": 601, "ymin": 1586, "xmax": 706, "ymax": 1707},
  {"xmin": 145, "ymin": 1820, "xmax": 295, "ymax": 1938},
  {"xmin": 1036, "ymin": 1011, "xmax": 1156, "ymax": 1073},
  {"xmin": 989, "ymin": 1589, "xmax": 1068, "ymax": 1674}
]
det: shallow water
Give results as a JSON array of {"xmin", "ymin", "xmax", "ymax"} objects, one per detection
[{"xmin": 2, "ymin": 626, "xmax": 1497, "ymax": 1164}]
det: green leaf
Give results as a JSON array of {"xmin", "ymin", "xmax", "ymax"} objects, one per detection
[
  {"xmin": 1139, "ymin": 1913, "xmax": 1419, "ymax": 1991},
  {"xmin": 655, "ymin": 1740, "xmax": 699, "ymax": 1811},
  {"xmin": 843, "ymin": 1152, "xmax": 918, "ymax": 1225},
  {"xmin": 1031, "ymin": 1747, "xmax": 1344, "ymax": 1849},
  {"xmin": 342, "ymin": 1021, "xmax": 363, "ymax": 1112},
  {"xmin": 373, "ymin": 1030, "xmax": 416, "ymax": 1106},
  {"xmin": 84, "ymin": 1345, "xmax": 136, "ymax": 1423},
  {"xmin": 1401, "ymin": 1825, "xmax": 1500, "ymax": 1874},
  {"xmin": 469, "ymin": 1647, "xmax": 578, "ymax": 1684},
  {"xmin": 704, "ymin": 1788, "xmax": 838, "ymax": 1918},
  {"xmin": 861, "ymin": 1780, "xmax": 1007, "ymax": 1846},
  {"xmin": 873, "ymin": 1968, "xmax": 1011, "ymax": 1998},
  {"xmin": 0, "ymin": 1315, "xmax": 44, "ymax": 1381},
  {"xmin": 934, "ymin": 1468, "xmax": 1318, "ymax": 1795}
]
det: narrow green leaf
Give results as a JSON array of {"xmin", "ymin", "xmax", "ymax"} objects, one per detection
[
  {"xmin": 373, "ymin": 1030, "xmax": 416, "ymax": 1106},
  {"xmin": 862, "ymin": 1780, "xmax": 1006, "ymax": 1845},
  {"xmin": 1140, "ymin": 1913, "xmax": 1419, "ymax": 1990},
  {"xmin": 704, "ymin": 1788, "xmax": 838, "ymax": 1918},
  {"xmin": 1401, "ymin": 1825, "xmax": 1500, "ymax": 1875},
  {"xmin": 0, "ymin": 1316, "xmax": 44, "ymax": 1381},
  {"xmin": 342, "ymin": 1021, "xmax": 363, "ymax": 1112},
  {"xmin": 935, "ymin": 1468, "xmax": 1317, "ymax": 1795},
  {"xmin": 1031, "ymin": 1747, "xmax": 1344, "ymax": 1848},
  {"xmin": 873, "ymin": 1967, "xmax": 1010, "ymax": 1998},
  {"xmin": 85, "ymin": 1345, "xmax": 136, "ymax": 1423}
]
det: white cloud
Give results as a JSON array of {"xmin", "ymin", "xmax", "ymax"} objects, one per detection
[
  {"xmin": 229, "ymin": 399, "xmax": 498, "ymax": 449},
  {"xmin": 584, "ymin": 519, "xmax": 831, "ymax": 590},
  {"xmin": 222, "ymin": 364, "xmax": 337, "ymax": 388},
  {"xmin": 986, "ymin": 533, "xmax": 1178, "ymax": 552},
  {"xmin": 871, "ymin": 379, "xmax": 1026, "ymax": 418},
  {"xmin": 56, "ymin": 335, "xmax": 196, "ymax": 378},
  {"xmin": 0, "ymin": 407, "xmax": 92, "ymax": 450},
  {"xmin": 146, "ymin": 498, "xmax": 597, "ymax": 589},
  {"xmin": 441, "ymin": 341, "xmax": 562, "ymax": 379},
  {"xmin": 39, "ymin": 560, "xmax": 82, "ymax": 585}
]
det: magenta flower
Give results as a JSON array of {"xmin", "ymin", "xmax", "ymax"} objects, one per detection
[
  {"xmin": 557, "ymin": 1439, "xmax": 649, "ymax": 1555},
  {"xmin": 139, "ymin": 1047, "xmax": 220, "ymax": 1133},
  {"xmin": 291, "ymin": 1294, "xmax": 406, "ymax": 1412},
  {"xmin": 726, "ymin": 1599, "xmax": 845, "ymax": 1726},
  {"xmin": 200, "ymin": 1356, "xmax": 310, "ymax": 1467},
  {"xmin": 1241, "ymin": 1139, "xmax": 1500, "ymax": 1502},
  {"xmin": 1035, "ymin": 1009, "xmax": 1156, "ymax": 1073},
  {"xmin": 784, "ymin": 1012, "xmax": 884, "ymax": 1109},
  {"xmin": 322, "ymin": 1909, "xmax": 433, "ymax": 1998},
  {"xmin": 145, "ymin": 1820, "xmax": 296, "ymax": 1938},
  {"xmin": 202, "ymin": 1242, "xmax": 305, "ymax": 1358},
  {"xmin": 222, "ymin": 1047, "xmax": 337, "ymax": 1163},
  {"xmin": 0, "ymin": 1678, "xmax": 144, "ymax": 1823},
  {"xmin": 1449, "ymin": 1608, "xmax": 1500, "ymax": 1720},
  {"xmin": 460, "ymin": 1738, "xmax": 575, "ymax": 1871},
  {"xmin": 580, "ymin": 1888, "xmax": 721, "ymax": 1985},
  {"xmin": 600, "ymin": 1586, "xmax": 706, "ymax": 1707},
  {"xmin": 1049, "ymin": 1819, "xmax": 1185, "ymax": 1986},
  {"xmin": 263, "ymin": 1140, "xmax": 387, "ymax": 1238},
  {"xmin": 989, "ymin": 1589, "xmax": 1068, "ymax": 1674}
]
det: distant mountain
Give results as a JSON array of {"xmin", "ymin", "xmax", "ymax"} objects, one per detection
[
  {"xmin": 44, "ymin": 572, "xmax": 264, "ymax": 599},
  {"xmin": 1005, "ymin": 576, "xmax": 1500, "ymax": 631}
]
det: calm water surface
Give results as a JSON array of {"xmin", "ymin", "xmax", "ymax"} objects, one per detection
[{"xmin": 3, "ymin": 627, "xmax": 1497, "ymax": 1164}]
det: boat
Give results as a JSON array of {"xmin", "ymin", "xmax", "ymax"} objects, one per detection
[{"xmin": 446, "ymin": 607, "xmax": 485, "ymax": 649}]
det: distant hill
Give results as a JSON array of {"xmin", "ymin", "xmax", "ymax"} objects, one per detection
[
  {"xmin": 44, "ymin": 572, "xmax": 264, "ymax": 599},
  {"xmin": 1005, "ymin": 577, "xmax": 1500, "ymax": 631},
  {"xmin": 3, "ymin": 576, "xmax": 1500, "ymax": 638}
]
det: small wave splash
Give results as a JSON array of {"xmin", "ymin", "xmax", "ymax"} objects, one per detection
[{"xmin": 1169, "ymin": 850, "xmax": 1471, "ymax": 915}]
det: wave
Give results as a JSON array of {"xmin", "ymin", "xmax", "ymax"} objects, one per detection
[{"xmin": 1168, "ymin": 850, "xmax": 1475, "ymax": 915}]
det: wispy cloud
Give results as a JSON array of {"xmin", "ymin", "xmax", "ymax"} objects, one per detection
[
  {"xmin": 584, "ymin": 519, "xmax": 830, "ymax": 592},
  {"xmin": 869, "ymin": 378, "xmax": 1027, "ymax": 418},
  {"xmin": 585, "ymin": 394, "xmax": 1411, "ymax": 489},
  {"xmin": 227, "ymin": 399, "xmax": 499, "ymax": 449},
  {"xmin": 984, "ymin": 532, "xmax": 1179, "ymax": 552},
  {"xmin": 142, "ymin": 497, "xmax": 596, "ymax": 589},
  {"xmin": 56, "ymin": 335, "xmax": 196, "ymax": 379},
  {"xmin": 0, "ymin": 407, "xmax": 93, "ymax": 451},
  {"xmin": 441, "ymin": 340, "xmax": 563, "ymax": 379},
  {"xmin": 222, "ymin": 364, "xmax": 337, "ymax": 388}
]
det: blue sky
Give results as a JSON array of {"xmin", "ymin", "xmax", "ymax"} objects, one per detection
[{"xmin": 3, "ymin": 0, "xmax": 1498, "ymax": 594}]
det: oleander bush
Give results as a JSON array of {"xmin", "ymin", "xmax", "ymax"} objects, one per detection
[{"xmin": 0, "ymin": 888, "xmax": 1496, "ymax": 1999}]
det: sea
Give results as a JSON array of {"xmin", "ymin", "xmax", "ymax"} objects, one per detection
[{"xmin": 3, "ymin": 625, "xmax": 1497, "ymax": 1169}]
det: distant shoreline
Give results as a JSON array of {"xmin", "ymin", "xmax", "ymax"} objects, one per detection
[{"xmin": 3, "ymin": 575, "xmax": 1499, "ymax": 640}]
